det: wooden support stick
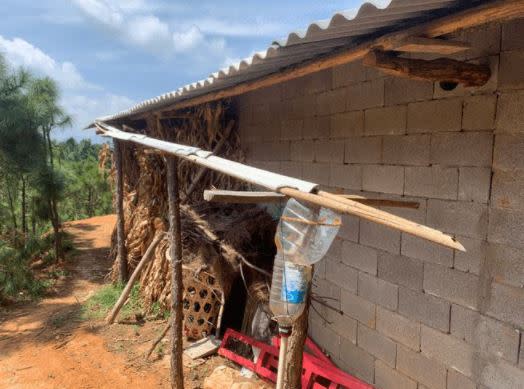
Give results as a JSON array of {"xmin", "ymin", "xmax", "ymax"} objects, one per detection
[
  {"xmin": 363, "ymin": 50, "xmax": 491, "ymax": 87},
  {"xmin": 106, "ymin": 233, "xmax": 165, "ymax": 324},
  {"xmin": 145, "ymin": 322, "xmax": 171, "ymax": 360},
  {"xmin": 278, "ymin": 188, "xmax": 465, "ymax": 252},
  {"xmin": 114, "ymin": 139, "xmax": 128, "ymax": 283},
  {"xmin": 166, "ymin": 156, "xmax": 184, "ymax": 389},
  {"xmin": 182, "ymin": 120, "xmax": 234, "ymax": 201},
  {"xmin": 204, "ymin": 189, "xmax": 419, "ymax": 208},
  {"xmin": 393, "ymin": 37, "xmax": 470, "ymax": 55}
]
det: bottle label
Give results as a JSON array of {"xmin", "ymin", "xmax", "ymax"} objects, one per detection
[{"xmin": 281, "ymin": 262, "xmax": 307, "ymax": 304}]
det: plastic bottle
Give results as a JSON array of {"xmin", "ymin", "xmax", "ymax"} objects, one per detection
[
  {"xmin": 276, "ymin": 198, "xmax": 341, "ymax": 266},
  {"xmin": 269, "ymin": 253, "xmax": 312, "ymax": 328}
]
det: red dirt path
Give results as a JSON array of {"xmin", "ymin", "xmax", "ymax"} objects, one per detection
[{"xmin": 0, "ymin": 215, "xmax": 165, "ymax": 389}]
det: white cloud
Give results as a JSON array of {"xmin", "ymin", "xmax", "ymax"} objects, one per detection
[
  {"xmin": 71, "ymin": 0, "xmax": 228, "ymax": 56},
  {"xmin": 184, "ymin": 18, "xmax": 284, "ymax": 37},
  {"xmin": 0, "ymin": 36, "xmax": 96, "ymax": 90},
  {"xmin": 0, "ymin": 34, "xmax": 134, "ymax": 141}
]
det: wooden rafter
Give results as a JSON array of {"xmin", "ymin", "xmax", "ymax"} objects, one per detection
[
  {"xmin": 393, "ymin": 36, "xmax": 470, "ymax": 54},
  {"xmin": 363, "ymin": 49, "xmax": 491, "ymax": 87},
  {"xmin": 123, "ymin": 0, "xmax": 524, "ymax": 117}
]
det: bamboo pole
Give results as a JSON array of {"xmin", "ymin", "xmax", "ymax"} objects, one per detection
[
  {"xmin": 166, "ymin": 156, "xmax": 184, "ymax": 389},
  {"xmin": 114, "ymin": 139, "xmax": 128, "ymax": 283},
  {"xmin": 106, "ymin": 233, "xmax": 165, "ymax": 324}
]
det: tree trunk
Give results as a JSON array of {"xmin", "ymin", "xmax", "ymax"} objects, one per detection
[
  {"xmin": 114, "ymin": 140, "xmax": 128, "ymax": 283},
  {"xmin": 21, "ymin": 176, "xmax": 27, "ymax": 235},
  {"xmin": 284, "ymin": 294, "xmax": 311, "ymax": 389},
  {"xmin": 49, "ymin": 198, "xmax": 62, "ymax": 260},
  {"xmin": 7, "ymin": 185, "xmax": 17, "ymax": 230},
  {"xmin": 31, "ymin": 197, "xmax": 36, "ymax": 235},
  {"xmin": 166, "ymin": 156, "xmax": 184, "ymax": 389}
]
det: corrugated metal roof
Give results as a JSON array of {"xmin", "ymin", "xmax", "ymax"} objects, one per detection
[{"xmin": 97, "ymin": 0, "xmax": 485, "ymax": 123}]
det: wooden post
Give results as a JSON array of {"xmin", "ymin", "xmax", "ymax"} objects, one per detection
[
  {"xmin": 114, "ymin": 139, "xmax": 128, "ymax": 283},
  {"xmin": 285, "ymin": 294, "xmax": 311, "ymax": 389},
  {"xmin": 166, "ymin": 156, "xmax": 184, "ymax": 389}
]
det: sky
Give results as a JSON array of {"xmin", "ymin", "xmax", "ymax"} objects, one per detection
[{"xmin": 0, "ymin": 0, "xmax": 367, "ymax": 142}]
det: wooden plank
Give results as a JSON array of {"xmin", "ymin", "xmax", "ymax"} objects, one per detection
[
  {"xmin": 204, "ymin": 189, "xmax": 419, "ymax": 208},
  {"xmin": 113, "ymin": 140, "xmax": 128, "ymax": 283},
  {"xmin": 393, "ymin": 37, "xmax": 470, "ymax": 54},
  {"xmin": 136, "ymin": 0, "xmax": 524, "ymax": 116},
  {"xmin": 183, "ymin": 336, "xmax": 221, "ymax": 359},
  {"xmin": 363, "ymin": 50, "xmax": 491, "ymax": 87},
  {"xmin": 278, "ymin": 188, "xmax": 465, "ymax": 252}
]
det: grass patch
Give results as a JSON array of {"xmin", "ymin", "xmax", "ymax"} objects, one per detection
[{"xmin": 81, "ymin": 283, "xmax": 142, "ymax": 320}]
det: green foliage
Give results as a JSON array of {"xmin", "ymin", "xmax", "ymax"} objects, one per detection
[{"xmin": 81, "ymin": 283, "xmax": 143, "ymax": 321}]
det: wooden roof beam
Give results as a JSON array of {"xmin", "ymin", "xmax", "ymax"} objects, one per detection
[
  {"xmin": 393, "ymin": 36, "xmax": 470, "ymax": 55},
  {"xmin": 363, "ymin": 49, "xmax": 491, "ymax": 87}
]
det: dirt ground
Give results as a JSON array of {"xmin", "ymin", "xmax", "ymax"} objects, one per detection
[{"xmin": 0, "ymin": 215, "xmax": 248, "ymax": 389}]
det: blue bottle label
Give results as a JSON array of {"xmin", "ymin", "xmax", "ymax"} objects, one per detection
[{"xmin": 281, "ymin": 262, "xmax": 307, "ymax": 304}]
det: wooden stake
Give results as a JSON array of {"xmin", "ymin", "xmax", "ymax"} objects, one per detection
[
  {"xmin": 393, "ymin": 36, "xmax": 470, "ymax": 55},
  {"xmin": 114, "ymin": 139, "xmax": 128, "ymax": 283},
  {"xmin": 166, "ymin": 156, "xmax": 184, "ymax": 389},
  {"xmin": 106, "ymin": 233, "xmax": 165, "ymax": 324},
  {"xmin": 363, "ymin": 50, "xmax": 491, "ymax": 87}
]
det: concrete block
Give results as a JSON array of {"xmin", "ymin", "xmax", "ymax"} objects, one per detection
[
  {"xmin": 430, "ymin": 132, "xmax": 494, "ymax": 167},
  {"xmin": 385, "ymin": 77, "xmax": 433, "ymax": 106},
  {"xmin": 341, "ymin": 290, "xmax": 376, "ymax": 328},
  {"xmin": 447, "ymin": 369, "xmax": 476, "ymax": 389},
  {"xmin": 323, "ymin": 307, "xmax": 358, "ymax": 343},
  {"xmin": 486, "ymin": 282, "xmax": 524, "ymax": 328},
  {"xmin": 301, "ymin": 162, "xmax": 330, "ymax": 185},
  {"xmin": 305, "ymin": 69, "xmax": 332, "ymax": 95},
  {"xmin": 462, "ymin": 95, "xmax": 496, "ymax": 131},
  {"xmin": 401, "ymin": 234, "xmax": 454, "ymax": 267},
  {"xmin": 382, "ymin": 135, "xmax": 430, "ymax": 166},
  {"xmin": 347, "ymin": 79, "xmax": 385, "ymax": 111},
  {"xmin": 502, "ymin": 18, "xmax": 524, "ymax": 51},
  {"xmin": 250, "ymin": 160, "xmax": 281, "ymax": 173},
  {"xmin": 396, "ymin": 345, "xmax": 447, "ymax": 389},
  {"xmin": 329, "ymin": 164, "xmax": 362, "ymax": 190},
  {"xmin": 364, "ymin": 106, "xmax": 407, "ymax": 136},
  {"xmin": 463, "ymin": 23, "xmax": 501, "ymax": 60},
  {"xmin": 314, "ymin": 140, "xmax": 344, "ymax": 163},
  {"xmin": 358, "ymin": 272, "xmax": 398, "ymax": 311},
  {"xmin": 407, "ymin": 99, "xmax": 462, "ymax": 133},
  {"xmin": 326, "ymin": 259, "xmax": 358, "ymax": 293},
  {"xmin": 492, "ymin": 170, "xmax": 524, "ymax": 210},
  {"xmin": 338, "ymin": 214, "xmax": 359, "ymax": 243},
  {"xmin": 399, "ymin": 287, "xmax": 450, "ymax": 332},
  {"xmin": 341, "ymin": 241, "xmax": 377, "ymax": 275},
  {"xmin": 450, "ymin": 304, "xmax": 520, "ymax": 364},
  {"xmin": 303, "ymin": 115, "xmax": 330, "ymax": 140},
  {"xmin": 499, "ymin": 50, "xmax": 524, "ymax": 90},
  {"xmin": 312, "ymin": 278, "xmax": 341, "ymax": 310},
  {"xmin": 345, "ymin": 136, "xmax": 382, "ymax": 164},
  {"xmin": 487, "ymin": 243, "xmax": 524, "ymax": 288},
  {"xmin": 453, "ymin": 236, "xmax": 486, "ymax": 276},
  {"xmin": 282, "ymin": 76, "xmax": 307, "ymax": 100},
  {"xmin": 281, "ymin": 119, "xmax": 302, "ymax": 141},
  {"xmin": 309, "ymin": 317, "xmax": 341, "ymax": 357},
  {"xmin": 317, "ymin": 88, "xmax": 346, "ymax": 116},
  {"xmin": 423, "ymin": 263, "xmax": 480, "ymax": 310},
  {"xmin": 290, "ymin": 140, "xmax": 314, "ymax": 162},
  {"xmin": 488, "ymin": 207, "xmax": 524, "ymax": 248},
  {"xmin": 360, "ymin": 220, "xmax": 401, "ymax": 254},
  {"xmin": 362, "ymin": 165, "xmax": 404, "ymax": 195},
  {"xmin": 339, "ymin": 339, "xmax": 375, "ymax": 383},
  {"xmin": 421, "ymin": 325, "xmax": 478, "ymax": 377},
  {"xmin": 332, "ymin": 61, "xmax": 367, "ymax": 88},
  {"xmin": 496, "ymin": 90, "xmax": 524, "ymax": 133},
  {"xmin": 357, "ymin": 323, "xmax": 396, "ymax": 367},
  {"xmin": 374, "ymin": 360, "xmax": 416, "ymax": 389},
  {"xmin": 279, "ymin": 161, "xmax": 302, "ymax": 178},
  {"xmin": 493, "ymin": 134, "xmax": 524, "ymax": 171},
  {"xmin": 426, "ymin": 199, "xmax": 488, "ymax": 239},
  {"xmin": 288, "ymin": 94, "xmax": 316, "ymax": 119},
  {"xmin": 459, "ymin": 167, "xmax": 492, "ymax": 203},
  {"xmin": 330, "ymin": 111, "xmax": 364, "ymax": 138},
  {"xmin": 405, "ymin": 166, "xmax": 458, "ymax": 200},
  {"xmin": 479, "ymin": 358, "xmax": 524, "ymax": 389},
  {"xmin": 378, "ymin": 252, "xmax": 423, "ymax": 291},
  {"xmin": 376, "ymin": 307, "xmax": 420, "ymax": 350}
]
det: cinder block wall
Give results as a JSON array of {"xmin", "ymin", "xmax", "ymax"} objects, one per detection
[{"xmin": 234, "ymin": 19, "xmax": 524, "ymax": 389}]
